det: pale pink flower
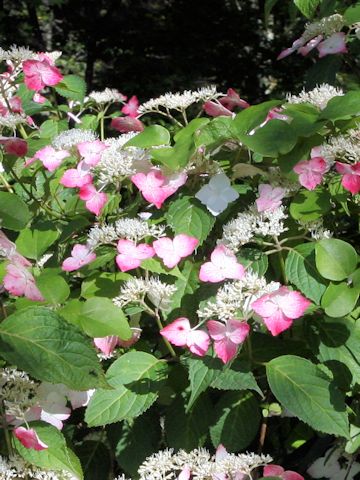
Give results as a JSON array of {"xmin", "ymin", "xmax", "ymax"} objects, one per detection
[
  {"xmin": 264, "ymin": 465, "xmax": 304, "ymax": 480},
  {"xmin": 13, "ymin": 427, "xmax": 48, "ymax": 451},
  {"xmin": 131, "ymin": 168, "xmax": 187, "ymax": 209},
  {"xmin": 33, "ymin": 92, "xmax": 47, "ymax": 104},
  {"xmin": 298, "ymin": 35, "xmax": 323, "ymax": 56},
  {"xmin": 116, "ymin": 239, "xmax": 155, "ymax": 272},
  {"xmin": 62, "ymin": 244, "xmax": 96, "ymax": 272},
  {"xmin": 33, "ymin": 146, "xmax": 70, "ymax": 172},
  {"xmin": 117, "ymin": 327, "xmax": 142, "ymax": 348},
  {"xmin": 111, "ymin": 116, "xmax": 144, "ymax": 133},
  {"xmin": 36, "ymin": 383, "xmax": 71, "ymax": 430},
  {"xmin": 251, "ymin": 286, "xmax": 311, "ymax": 336},
  {"xmin": 60, "ymin": 161, "xmax": 93, "ymax": 188},
  {"xmin": 178, "ymin": 466, "xmax": 191, "ymax": 480},
  {"xmin": 317, "ymin": 32, "xmax": 348, "ymax": 58},
  {"xmin": 22, "ymin": 58, "xmax": 63, "ymax": 91},
  {"xmin": 256, "ymin": 184, "xmax": 286, "ymax": 212},
  {"xmin": 207, "ymin": 319, "xmax": 250, "ymax": 364},
  {"xmin": 199, "ymin": 245, "xmax": 245, "ymax": 283},
  {"xmin": 4, "ymin": 263, "xmax": 44, "ymax": 301},
  {"xmin": 277, "ymin": 37, "xmax": 306, "ymax": 60},
  {"xmin": 153, "ymin": 234, "xmax": 198, "ymax": 269},
  {"xmin": 160, "ymin": 317, "xmax": 210, "ymax": 356},
  {"xmin": 77, "ymin": 140, "xmax": 107, "ymax": 166},
  {"xmin": 335, "ymin": 162, "xmax": 360, "ymax": 194},
  {"xmin": 94, "ymin": 336, "xmax": 119, "ymax": 356},
  {"xmin": 293, "ymin": 157, "xmax": 329, "ymax": 190},
  {"xmin": 67, "ymin": 389, "xmax": 95, "ymax": 409},
  {"xmin": 79, "ymin": 184, "xmax": 108, "ymax": 216},
  {"xmin": 203, "ymin": 100, "xmax": 233, "ymax": 117},
  {"xmin": 121, "ymin": 95, "xmax": 140, "ymax": 118},
  {"xmin": 219, "ymin": 88, "xmax": 250, "ymax": 110},
  {"xmin": 9, "ymin": 96, "xmax": 23, "ymax": 113}
]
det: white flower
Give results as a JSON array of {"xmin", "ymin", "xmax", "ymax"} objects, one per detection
[
  {"xmin": 87, "ymin": 88, "xmax": 126, "ymax": 104},
  {"xmin": 307, "ymin": 448, "xmax": 360, "ymax": 479},
  {"xmin": 52, "ymin": 129, "xmax": 97, "ymax": 150},
  {"xmin": 195, "ymin": 173, "xmax": 239, "ymax": 216},
  {"xmin": 0, "ymin": 114, "xmax": 27, "ymax": 129},
  {"xmin": 286, "ymin": 84, "xmax": 344, "ymax": 110},
  {"xmin": 0, "ymin": 454, "xmax": 77, "ymax": 479}
]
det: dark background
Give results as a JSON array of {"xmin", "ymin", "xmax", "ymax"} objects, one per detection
[{"xmin": 0, "ymin": 0, "xmax": 356, "ymax": 103}]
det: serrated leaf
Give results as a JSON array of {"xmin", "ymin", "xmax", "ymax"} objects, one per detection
[
  {"xmin": 294, "ymin": 0, "xmax": 320, "ymax": 18},
  {"xmin": 0, "ymin": 306, "xmax": 105, "ymax": 389},
  {"xmin": 14, "ymin": 422, "xmax": 83, "ymax": 479},
  {"xmin": 210, "ymin": 391, "xmax": 261, "ymax": 450},
  {"xmin": 315, "ymin": 238, "xmax": 358, "ymax": 281},
  {"xmin": 166, "ymin": 196, "xmax": 215, "ymax": 246},
  {"xmin": 285, "ymin": 243, "xmax": 327, "ymax": 304},
  {"xmin": 168, "ymin": 260, "xmax": 200, "ymax": 314},
  {"xmin": 266, "ymin": 355, "xmax": 349, "ymax": 438},
  {"xmin": 0, "ymin": 192, "xmax": 31, "ymax": 231},
  {"xmin": 237, "ymin": 248, "xmax": 268, "ymax": 276},
  {"xmin": 186, "ymin": 356, "xmax": 223, "ymax": 410},
  {"xmin": 85, "ymin": 351, "xmax": 168, "ymax": 426},
  {"xmin": 55, "ymin": 75, "xmax": 86, "ymax": 102},
  {"xmin": 210, "ymin": 359, "xmax": 262, "ymax": 395}
]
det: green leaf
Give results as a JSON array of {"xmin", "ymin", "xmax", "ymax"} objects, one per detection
[
  {"xmin": 55, "ymin": 74, "xmax": 86, "ymax": 102},
  {"xmin": 36, "ymin": 272, "xmax": 70, "ymax": 305},
  {"xmin": 344, "ymin": 3, "xmax": 360, "ymax": 25},
  {"xmin": 75, "ymin": 441, "xmax": 111, "ymax": 480},
  {"xmin": 0, "ymin": 306, "xmax": 105, "ymax": 389},
  {"xmin": 174, "ymin": 118, "xmax": 210, "ymax": 143},
  {"xmin": 321, "ymin": 282, "xmax": 359, "ymax": 317},
  {"xmin": 14, "ymin": 422, "xmax": 83, "ymax": 479},
  {"xmin": 80, "ymin": 297, "xmax": 131, "ymax": 339},
  {"xmin": 85, "ymin": 351, "xmax": 168, "ymax": 426},
  {"xmin": 290, "ymin": 189, "xmax": 331, "ymax": 221},
  {"xmin": 210, "ymin": 391, "xmax": 261, "ymax": 450},
  {"xmin": 168, "ymin": 260, "xmax": 200, "ymax": 313},
  {"xmin": 0, "ymin": 192, "xmax": 31, "ymax": 231},
  {"xmin": 151, "ymin": 137, "xmax": 195, "ymax": 170},
  {"xmin": 266, "ymin": 355, "xmax": 349, "ymax": 437},
  {"xmin": 237, "ymin": 248, "xmax": 268, "ymax": 276},
  {"xmin": 210, "ymin": 359, "xmax": 262, "ymax": 395},
  {"xmin": 285, "ymin": 243, "xmax": 327, "ymax": 304},
  {"xmin": 234, "ymin": 100, "xmax": 282, "ymax": 134},
  {"xmin": 80, "ymin": 272, "xmax": 132, "ymax": 299},
  {"xmin": 125, "ymin": 125, "xmax": 170, "ymax": 148},
  {"xmin": 315, "ymin": 238, "xmax": 358, "ymax": 281},
  {"xmin": 264, "ymin": 0, "xmax": 280, "ymax": 25},
  {"xmin": 166, "ymin": 196, "xmax": 215, "ymax": 246},
  {"xmin": 16, "ymin": 222, "xmax": 59, "ymax": 260},
  {"xmin": 186, "ymin": 356, "xmax": 223, "ymax": 410},
  {"xmin": 141, "ymin": 257, "xmax": 184, "ymax": 279},
  {"xmin": 293, "ymin": 0, "xmax": 321, "ymax": 18},
  {"xmin": 195, "ymin": 117, "xmax": 237, "ymax": 146},
  {"xmin": 320, "ymin": 91, "xmax": 360, "ymax": 121}
]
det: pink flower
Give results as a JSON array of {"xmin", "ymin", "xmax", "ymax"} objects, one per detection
[
  {"xmin": 117, "ymin": 327, "xmax": 142, "ymax": 348},
  {"xmin": 0, "ymin": 138, "xmax": 28, "ymax": 157},
  {"xmin": 219, "ymin": 88, "xmax": 250, "ymax": 110},
  {"xmin": 77, "ymin": 140, "xmax": 107, "ymax": 166},
  {"xmin": 199, "ymin": 245, "xmax": 245, "ymax": 283},
  {"xmin": 33, "ymin": 146, "xmax": 70, "ymax": 172},
  {"xmin": 13, "ymin": 427, "xmax": 48, "ymax": 451},
  {"xmin": 4, "ymin": 263, "xmax": 44, "ymax": 301},
  {"xmin": 178, "ymin": 466, "xmax": 191, "ymax": 480},
  {"xmin": 298, "ymin": 35, "xmax": 323, "ymax": 56},
  {"xmin": 36, "ymin": 383, "xmax": 71, "ymax": 430},
  {"xmin": 121, "ymin": 95, "xmax": 140, "ymax": 118},
  {"xmin": 94, "ymin": 336, "xmax": 119, "ymax": 356},
  {"xmin": 22, "ymin": 58, "xmax": 63, "ymax": 91},
  {"xmin": 251, "ymin": 286, "xmax": 311, "ymax": 336},
  {"xmin": 153, "ymin": 234, "xmax": 198, "ymax": 269},
  {"xmin": 293, "ymin": 157, "xmax": 329, "ymax": 190},
  {"xmin": 207, "ymin": 319, "xmax": 250, "ymax": 364},
  {"xmin": 259, "ymin": 107, "xmax": 289, "ymax": 129},
  {"xmin": 60, "ymin": 161, "xmax": 93, "ymax": 188},
  {"xmin": 203, "ymin": 100, "xmax": 233, "ymax": 117},
  {"xmin": 256, "ymin": 184, "xmax": 285, "ymax": 212},
  {"xmin": 79, "ymin": 184, "xmax": 108, "ymax": 216},
  {"xmin": 263, "ymin": 465, "xmax": 304, "ymax": 480},
  {"xmin": 131, "ymin": 168, "xmax": 187, "ymax": 209},
  {"xmin": 160, "ymin": 317, "xmax": 210, "ymax": 356},
  {"xmin": 277, "ymin": 37, "xmax": 306, "ymax": 60},
  {"xmin": 317, "ymin": 32, "xmax": 348, "ymax": 58},
  {"xmin": 62, "ymin": 244, "xmax": 96, "ymax": 272},
  {"xmin": 116, "ymin": 239, "xmax": 155, "ymax": 272},
  {"xmin": 33, "ymin": 92, "xmax": 47, "ymax": 104},
  {"xmin": 335, "ymin": 162, "xmax": 360, "ymax": 195},
  {"xmin": 111, "ymin": 116, "xmax": 144, "ymax": 133}
]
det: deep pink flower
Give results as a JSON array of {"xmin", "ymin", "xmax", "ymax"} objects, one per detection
[
  {"xmin": 60, "ymin": 161, "xmax": 93, "ymax": 188},
  {"xmin": 293, "ymin": 157, "xmax": 329, "ymax": 190},
  {"xmin": 203, "ymin": 100, "xmax": 233, "ymax": 117},
  {"xmin": 251, "ymin": 286, "xmax": 311, "ymax": 336},
  {"xmin": 13, "ymin": 427, "xmax": 48, "ymax": 451},
  {"xmin": 111, "ymin": 116, "xmax": 144, "ymax": 133},
  {"xmin": 256, "ymin": 184, "xmax": 285, "ymax": 212},
  {"xmin": 153, "ymin": 234, "xmax": 198, "ymax": 269},
  {"xmin": 199, "ymin": 245, "xmax": 245, "ymax": 283},
  {"xmin": 62, "ymin": 244, "xmax": 96, "ymax": 272},
  {"xmin": 317, "ymin": 32, "xmax": 348, "ymax": 58},
  {"xmin": 0, "ymin": 138, "xmax": 28, "ymax": 157},
  {"xmin": 335, "ymin": 162, "xmax": 360, "ymax": 194},
  {"xmin": 264, "ymin": 465, "xmax": 304, "ymax": 480},
  {"xmin": 160, "ymin": 317, "xmax": 210, "ymax": 356},
  {"xmin": 23, "ymin": 58, "xmax": 63, "ymax": 91},
  {"xmin": 94, "ymin": 336, "xmax": 119, "ymax": 356},
  {"xmin": 219, "ymin": 88, "xmax": 250, "ymax": 110},
  {"xmin": 3, "ymin": 263, "xmax": 44, "ymax": 301},
  {"xmin": 121, "ymin": 95, "xmax": 140, "ymax": 118},
  {"xmin": 33, "ymin": 146, "xmax": 70, "ymax": 172},
  {"xmin": 79, "ymin": 184, "xmax": 108, "ymax": 216},
  {"xmin": 116, "ymin": 239, "xmax": 155, "ymax": 272},
  {"xmin": 207, "ymin": 319, "xmax": 250, "ymax": 363},
  {"xmin": 77, "ymin": 140, "xmax": 107, "ymax": 166},
  {"xmin": 131, "ymin": 168, "xmax": 187, "ymax": 209}
]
